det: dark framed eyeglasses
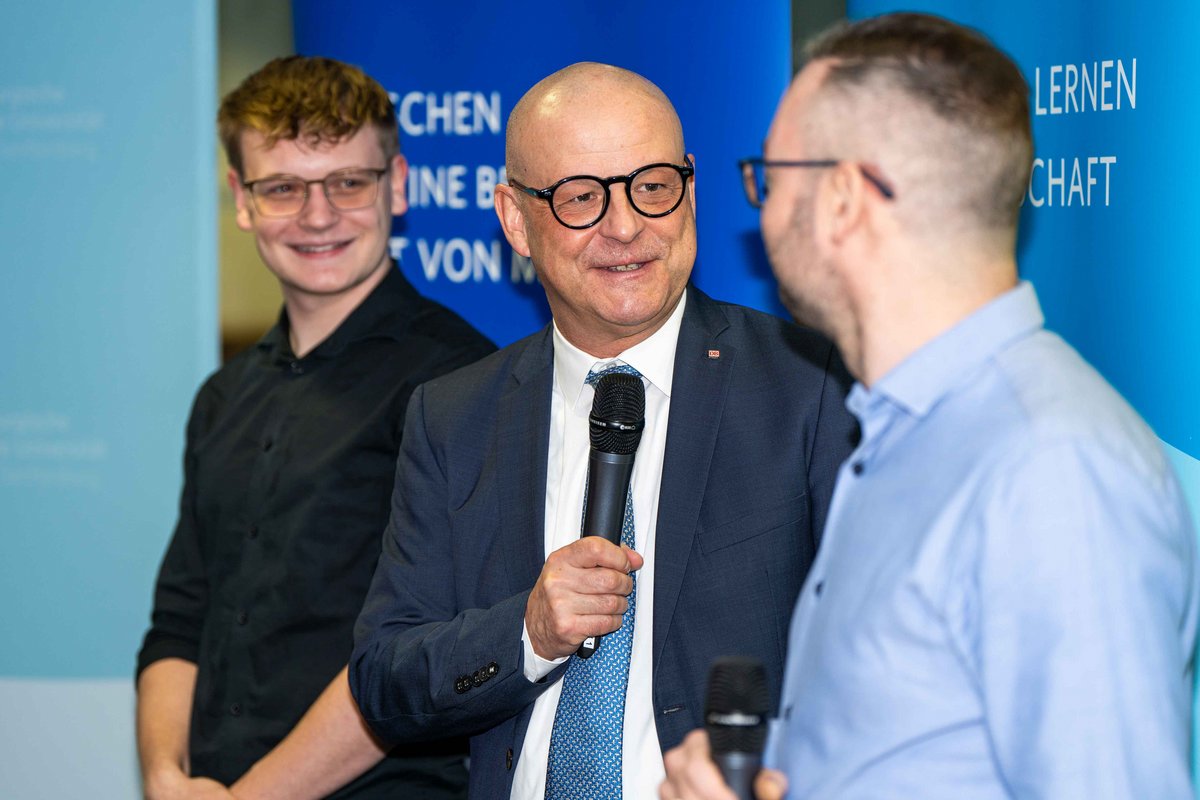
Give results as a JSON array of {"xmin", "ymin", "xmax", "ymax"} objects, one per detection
[
  {"xmin": 510, "ymin": 157, "xmax": 695, "ymax": 230},
  {"xmin": 738, "ymin": 157, "xmax": 895, "ymax": 208},
  {"xmin": 242, "ymin": 167, "xmax": 389, "ymax": 217}
]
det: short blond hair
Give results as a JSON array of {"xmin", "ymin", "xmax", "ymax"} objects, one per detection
[{"xmin": 218, "ymin": 55, "xmax": 398, "ymax": 176}]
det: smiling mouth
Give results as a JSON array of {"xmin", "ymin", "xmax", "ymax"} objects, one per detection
[
  {"xmin": 292, "ymin": 240, "xmax": 351, "ymax": 254},
  {"xmin": 606, "ymin": 262, "xmax": 645, "ymax": 272}
]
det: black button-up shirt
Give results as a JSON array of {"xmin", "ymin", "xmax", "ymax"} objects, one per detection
[{"xmin": 138, "ymin": 266, "xmax": 495, "ymax": 797}]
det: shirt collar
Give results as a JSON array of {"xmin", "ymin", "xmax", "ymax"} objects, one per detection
[
  {"xmin": 553, "ymin": 292, "xmax": 688, "ymax": 413},
  {"xmin": 850, "ymin": 281, "xmax": 1045, "ymax": 422},
  {"xmin": 257, "ymin": 264, "xmax": 420, "ymax": 363}
]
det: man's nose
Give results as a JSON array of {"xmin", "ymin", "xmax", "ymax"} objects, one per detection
[
  {"xmin": 297, "ymin": 184, "xmax": 338, "ymax": 228},
  {"xmin": 596, "ymin": 185, "xmax": 643, "ymax": 243}
]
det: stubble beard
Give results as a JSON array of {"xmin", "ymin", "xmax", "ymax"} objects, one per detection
[{"xmin": 769, "ymin": 197, "xmax": 838, "ymax": 339}]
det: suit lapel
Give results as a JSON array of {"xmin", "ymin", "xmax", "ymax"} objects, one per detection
[
  {"xmin": 653, "ymin": 288, "xmax": 733, "ymax": 667},
  {"xmin": 498, "ymin": 327, "xmax": 555, "ymax": 593}
]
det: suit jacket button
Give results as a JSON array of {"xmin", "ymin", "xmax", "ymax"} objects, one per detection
[
  {"xmin": 487, "ymin": 661, "xmax": 499, "ymax": 677},
  {"xmin": 454, "ymin": 677, "xmax": 468, "ymax": 694},
  {"xmin": 472, "ymin": 670, "xmax": 485, "ymax": 687},
  {"xmin": 506, "ymin": 748, "xmax": 513, "ymax": 770}
]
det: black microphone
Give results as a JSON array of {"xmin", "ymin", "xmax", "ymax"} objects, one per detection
[
  {"xmin": 576, "ymin": 371, "xmax": 645, "ymax": 659},
  {"xmin": 706, "ymin": 656, "xmax": 768, "ymax": 800}
]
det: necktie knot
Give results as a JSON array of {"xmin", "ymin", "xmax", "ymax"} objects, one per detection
[{"xmin": 586, "ymin": 362, "xmax": 642, "ymax": 387}]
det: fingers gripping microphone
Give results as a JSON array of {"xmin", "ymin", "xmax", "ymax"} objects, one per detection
[
  {"xmin": 706, "ymin": 657, "xmax": 769, "ymax": 800},
  {"xmin": 576, "ymin": 371, "xmax": 645, "ymax": 659}
]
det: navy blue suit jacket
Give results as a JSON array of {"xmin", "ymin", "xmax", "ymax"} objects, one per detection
[{"xmin": 350, "ymin": 286, "xmax": 856, "ymax": 797}]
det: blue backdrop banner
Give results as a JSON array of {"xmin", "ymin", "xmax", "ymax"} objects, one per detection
[{"xmin": 292, "ymin": 0, "xmax": 793, "ymax": 348}]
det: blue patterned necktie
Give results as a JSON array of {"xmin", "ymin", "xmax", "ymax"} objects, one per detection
[{"xmin": 544, "ymin": 363, "xmax": 642, "ymax": 799}]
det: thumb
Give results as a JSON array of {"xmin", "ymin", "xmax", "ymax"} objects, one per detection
[
  {"xmin": 754, "ymin": 768, "xmax": 788, "ymax": 800},
  {"xmin": 622, "ymin": 545, "xmax": 645, "ymax": 572}
]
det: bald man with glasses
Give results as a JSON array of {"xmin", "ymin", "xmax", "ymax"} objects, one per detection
[{"xmin": 348, "ymin": 62, "xmax": 858, "ymax": 799}]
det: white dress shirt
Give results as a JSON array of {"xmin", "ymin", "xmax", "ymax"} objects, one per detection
[{"xmin": 511, "ymin": 293, "xmax": 687, "ymax": 799}]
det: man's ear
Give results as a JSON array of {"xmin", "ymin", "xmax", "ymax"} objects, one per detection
[
  {"xmin": 824, "ymin": 161, "xmax": 868, "ymax": 245},
  {"xmin": 388, "ymin": 153, "xmax": 409, "ymax": 217},
  {"xmin": 494, "ymin": 183, "xmax": 531, "ymax": 257},
  {"xmin": 228, "ymin": 168, "xmax": 253, "ymax": 231},
  {"xmin": 685, "ymin": 153, "xmax": 697, "ymax": 217}
]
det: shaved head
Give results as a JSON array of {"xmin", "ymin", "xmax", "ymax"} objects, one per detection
[
  {"xmin": 493, "ymin": 62, "xmax": 696, "ymax": 357},
  {"xmin": 760, "ymin": 14, "xmax": 1031, "ymax": 381},
  {"xmin": 505, "ymin": 62, "xmax": 684, "ymax": 182},
  {"xmin": 796, "ymin": 14, "xmax": 1033, "ymax": 248}
]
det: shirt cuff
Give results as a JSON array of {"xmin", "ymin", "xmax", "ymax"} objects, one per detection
[{"xmin": 521, "ymin": 620, "xmax": 569, "ymax": 682}]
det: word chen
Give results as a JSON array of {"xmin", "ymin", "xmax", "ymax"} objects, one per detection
[{"xmin": 394, "ymin": 91, "xmax": 501, "ymax": 135}]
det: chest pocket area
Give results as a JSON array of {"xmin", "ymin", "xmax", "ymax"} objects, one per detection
[{"xmin": 698, "ymin": 491, "xmax": 809, "ymax": 555}]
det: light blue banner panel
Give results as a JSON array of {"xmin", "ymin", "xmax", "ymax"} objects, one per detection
[
  {"xmin": 1, "ymin": 2, "xmax": 216, "ymax": 795},
  {"xmin": 0, "ymin": 0, "xmax": 217, "ymax": 686},
  {"xmin": 292, "ymin": 0, "xmax": 793, "ymax": 347}
]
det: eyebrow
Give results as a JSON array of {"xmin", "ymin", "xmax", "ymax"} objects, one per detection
[{"xmin": 244, "ymin": 166, "xmax": 379, "ymax": 182}]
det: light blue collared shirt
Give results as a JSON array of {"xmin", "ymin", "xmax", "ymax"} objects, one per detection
[{"xmin": 766, "ymin": 282, "xmax": 1199, "ymax": 799}]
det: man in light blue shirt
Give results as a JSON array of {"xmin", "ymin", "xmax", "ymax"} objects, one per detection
[{"xmin": 660, "ymin": 12, "xmax": 1199, "ymax": 800}]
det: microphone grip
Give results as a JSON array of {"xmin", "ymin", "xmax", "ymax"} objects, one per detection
[
  {"xmin": 713, "ymin": 751, "xmax": 760, "ymax": 800},
  {"xmin": 576, "ymin": 449, "xmax": 635, "ymax": 659},
  {"xmin": 580, "ymin": 450, "xmax": 634, "ymax": 542}
]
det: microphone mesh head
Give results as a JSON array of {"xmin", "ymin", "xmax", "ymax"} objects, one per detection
[
  {"xmin": 589, "ymin": 373, "xmax": 645, "ymax": 455},
  {"xmin": 705, "ymin": 656, "xmax": 768, "ymax": 755}
]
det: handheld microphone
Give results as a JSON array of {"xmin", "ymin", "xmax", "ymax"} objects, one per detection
[
  {"xmin": 705, "ymin": 656, "xmax": 768, "ymax": 800},
  {"xmin": 576, "ymin": 371, "xmax": 645, "ymax": 659}
]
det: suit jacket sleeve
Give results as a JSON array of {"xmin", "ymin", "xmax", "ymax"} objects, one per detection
[{"xmin": 349, "ymin": 381, "xmax": 557, "ymax": 744}]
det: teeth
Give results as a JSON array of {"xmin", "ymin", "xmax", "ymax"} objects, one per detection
[
  {"xmin": 608, "ymin": 263, "xmax": 641, "ymax": 272},
  {"xmin": 295, "ymin": 242, "xmax": 343, "ymax": 253}
]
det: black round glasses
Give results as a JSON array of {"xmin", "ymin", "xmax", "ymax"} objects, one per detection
[{"xmin": 510, "ymin": 157, "xmax": 695, "ymax": 229}]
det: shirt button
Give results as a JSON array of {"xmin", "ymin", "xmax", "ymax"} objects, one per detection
[
  {"xmin": 247, "ymin": 524, "xmax": 259, "ymax": 540},
  {"xmin": 262, "ymin": 438, "xmax": 273, "ymax": 452},
  {"xmin": 814, "ymin": 580, "xmax": 825, "ymax": 597},
  {"xmin": 290, "ymin": 361, "xmax": 304, "ymax": 375},
  {"xmin": 852, "ymin": 461, "xmax": 864, "ymax": 476},
  {"xmin": 236, "ymin": 611, "xmax": 249, "ymax": 626},
  {"xmin": 229, "ymin": 703, "xmax": 242, "ymax": 716}
]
